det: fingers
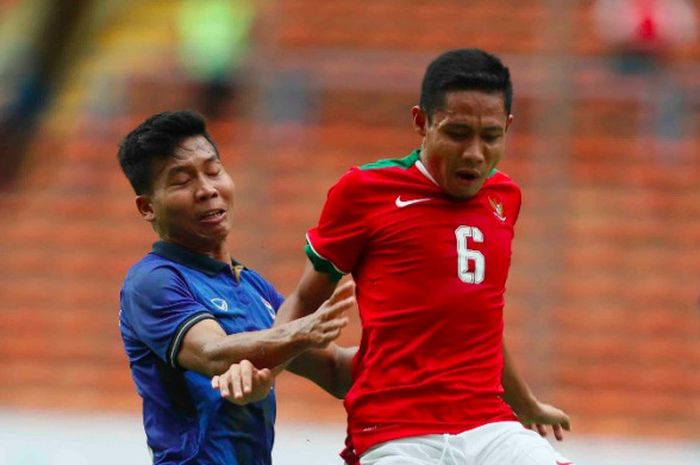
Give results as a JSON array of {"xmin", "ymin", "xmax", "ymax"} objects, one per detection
[
  {"xmin": 319, "ymin": 296, "xmax": 356, "ymax": 321},
  {"xmin": 562, "ymin": 416, "xmax": 571, "ymax": 431},
  {"xmin": 239, "ymin": 359, "xmax": 253, "ymax": 395},
  {"xmin": 555, "ymin": 415, "xmax": 570, "ymax": 441},
  {"xmin": 212, "ymin": 361, "xmax": 275, "ymax": 405},
  {"xmin": 295, "ymin": 284, "xmax": 355, "ymax": 348},
  {"xmin": 312, "ymin": 297, "xmax": 352, "ymax": 331},
  {"xmin": 330, "ymin": 280, "xmax": 355, "ymax": 301},
  {"xmin": 553, "ymin": 423, "xmax": 564, "ymax": 441},
  {"xmin": 529, "ymin": 422, "xmax": 569, "ymax": 441},
  {"xmin": 521, "ymin": 402, "xmax": 571, "ymax": 441},
  {"xmin": 319, "ymin": 281, "xmax": 356, "ymax": 317},
  {"xmin": 310, "ymin": 316, "xmax": 350, "ymax": 346},
  {"xmin": 256, "ymin": 367, "xmax": 273, "ymax": 383},
  {"xmin": 536, "ymin": 424, "xmax": 547, "ymax": 437},
  {"xmin": 229, "ymin": 363, "xmax": 243, "ymax": 400},
  {"xmin": 254, "ymin": 368, "xmax": 274, "ymax": 392},
  {"xmin": 312, "ymin": 313, "xmax": 350, "ymax": 332},
  {"xmin": 212, "ymin": 361, "xmax": 245, "ymax": 401}
]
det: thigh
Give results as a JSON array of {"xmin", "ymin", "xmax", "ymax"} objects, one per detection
[
  {"xmin": 475, "ymin": 423, "xmax": 575, "ymax": 465},
  {"xmin": 360, "ymin": 435, "xmax": 445, "ymax": 465}
]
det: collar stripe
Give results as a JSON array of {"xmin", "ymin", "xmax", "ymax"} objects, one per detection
[{"xmin": 415, "ymin": 159, "xmax": 439, "ymax": 186}]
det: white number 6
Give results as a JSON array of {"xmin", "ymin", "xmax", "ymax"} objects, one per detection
[{"xmin": 455, "ymin": 226, "xmax": 485, "ymax": 284}]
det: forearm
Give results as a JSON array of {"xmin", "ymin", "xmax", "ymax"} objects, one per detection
[
  {"xmin": 501, "ymin": 342, "xmax": 537, "ymax": 415},
  {"xmin": 181, "ymin": 324, "xmax": 310, "ymax": 377},
  {"xmin": 501, "ymin": 342, "xmax": 572, "ymax": 438},
  {"xmin": 287, "ymin": 344, "xmax": 357, "ymax": 398},
  {"xmin": 331, "ymin": 344, "xmax": 356, "ymax": 396},
  {"xmin": 181, "ymin": 274, "xmax": 352, "ymax": 378}
]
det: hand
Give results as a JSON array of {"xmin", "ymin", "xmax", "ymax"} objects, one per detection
[
  {"xmin": 517, "ymin": 400, "xmax": 571, "ymax": 441},
  {"xmin": 291, "ymin": 280, "xmax": 355, "ymax": 348},
  {"xmin": 211, "ymin": 359, "xmax": 274, "ymax": 405}
]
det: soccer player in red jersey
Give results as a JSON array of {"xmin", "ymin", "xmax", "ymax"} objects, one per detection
[{"xmin": 277, "ymin": 49, "xmax": 575, "ymax": 465}]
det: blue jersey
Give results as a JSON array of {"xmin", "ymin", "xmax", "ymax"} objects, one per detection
[{"xmin": 119, "ymin": 241, "xmax": 284, "ymax": 465}]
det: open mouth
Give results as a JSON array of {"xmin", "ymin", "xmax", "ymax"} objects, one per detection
[
  {"xmin": 455, "ymin": 170, "xmax": 481, "ymax": 182},
  {"xmin": 199, "ymin": 209, "xmax": 226, "ymax": 222}
]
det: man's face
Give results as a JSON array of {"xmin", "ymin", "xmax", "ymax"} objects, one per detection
[
  {"xmin": 412, "ymin": 90, "xmax": 512, "ymax": 200},
  {"xmin": 137, "ymin": 135, "xmax": 234, "ymax": 252}
]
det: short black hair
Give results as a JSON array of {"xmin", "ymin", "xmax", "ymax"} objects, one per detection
[
  {"xmin": 419, "ymin": 48, "xmax": 513, "ymax": 120},
  {"xmin": 117, "ymin": 110, "xmax": 217, "ymax": 194}
]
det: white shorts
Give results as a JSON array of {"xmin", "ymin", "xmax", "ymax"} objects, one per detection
[{"xmin": 359, "ymin": 421, "xmax": 575, "ymax": 465}]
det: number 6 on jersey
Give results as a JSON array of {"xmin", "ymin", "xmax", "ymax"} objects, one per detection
[{"xmin": 455, "ymin": 226, "xmax": 485, "ymax": 284}]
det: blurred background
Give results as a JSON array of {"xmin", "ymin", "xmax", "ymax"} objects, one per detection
[{"xmin": 0, "ymin": 0, "xmax": 699, "ymax": 464}]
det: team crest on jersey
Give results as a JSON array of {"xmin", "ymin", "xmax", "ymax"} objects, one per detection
[
  {"xmin": 488, "ymin": 196, "xmax": 506, "ymax": 222},
  {"xmin": 210, "ymin": 297, "xmax": 229, "ymax": 311}
]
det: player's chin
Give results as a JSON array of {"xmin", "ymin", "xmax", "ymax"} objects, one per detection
[
  {"xmin": 198, "ymin": 224, "xmax": 230, "ymax": 243},
  {"xmin": 448, "ymin": 176, "xmax": 484, "ymax": 199},
  {"xmin": 447, "ymin": 183, "xmax": 482, "ymax": 200}
]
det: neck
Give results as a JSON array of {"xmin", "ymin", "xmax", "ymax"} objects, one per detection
[{"xmin": 167, "ymin": 237, "xmax": 231, "ymax": 265}]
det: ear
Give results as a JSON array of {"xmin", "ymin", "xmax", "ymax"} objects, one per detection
[
  {"xmin": 136, "ymin": 195, "xmax": 155, "ymax": 223},
  {"xmin": 411, "ymin": 106, "xmax": 427, "ymax": 137},
  {"xmin": 505, "ymin": 114, "xmax": 514, "ymax": 132}
]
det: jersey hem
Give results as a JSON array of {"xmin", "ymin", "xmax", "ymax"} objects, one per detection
[{"xmin": 352, "ymin": 414, "xmax": 518, "ymax": 456}]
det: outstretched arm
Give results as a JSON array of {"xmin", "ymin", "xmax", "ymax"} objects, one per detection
[
  {"xmin": 211, "ymin": 342, "xmax": 357, "ymax": 404},
  {"xmin": 502, "ymin": 342, "xmax": 571, "ymax": 440},
  {"xmin": 177, "ymin": 281, "xmax": 354, "ymax": 377},
  {"xmin": 276, "ymin": 261, "xmax": 358, "ymax": 398}
]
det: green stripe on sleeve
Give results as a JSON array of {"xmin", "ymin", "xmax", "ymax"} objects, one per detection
[{"xmin": 304, "ymin": 243, "xmax": 344, "ymax": 282}]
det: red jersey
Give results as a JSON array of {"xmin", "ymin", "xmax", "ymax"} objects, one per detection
[{"xmin": 305, "ymin": 150, "xmax": 520, "ymax": 457}]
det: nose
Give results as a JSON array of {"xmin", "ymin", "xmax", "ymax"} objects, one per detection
[
  {"xmin": 195, "ymin": 176, "xmax": 218, "ymax": 201},
  {"xmin": 461, "ymin": 137, "xmax": 485, "ymax": 164}
]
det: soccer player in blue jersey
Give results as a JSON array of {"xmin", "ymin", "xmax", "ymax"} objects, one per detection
[{"xmin": 117, "ymin": 110, "xmax": 355, "ymax": 465}]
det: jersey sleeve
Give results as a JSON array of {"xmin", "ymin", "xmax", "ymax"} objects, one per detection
[
  {"xmin": 120, "ymin": 265, "xmax": 215, "ymax": 368},
  {"xmin": 305, "ymin": 168, "xmax": 368, "ymax": 281}
]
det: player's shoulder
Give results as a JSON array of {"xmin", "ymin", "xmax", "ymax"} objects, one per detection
[
  {"xmin": 485, "ymin": 169, "xmax": 521, "ymax": 195},
  {"xmin": 357, "ymin": 150, "xmax": 420, "ymax": 172},
  {"xmin": 120, "ymin": 254, "xmax": 192, "ymax": 324},
  {"xmin": 123, "ymin": 252, "xmax": 185, "ymax": 292},
  {"xmin": 333, "ymin": 150, "xmax": 420, "ymax": 190},
  {"xmin": 483, "ymin": 170, "xmax": 522, "ymax": 223}
]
